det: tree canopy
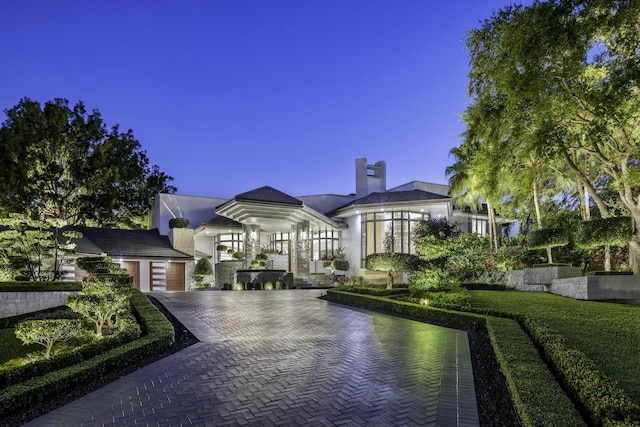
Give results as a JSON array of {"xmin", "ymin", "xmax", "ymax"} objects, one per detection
[
  {"xmin": 0, "ymin": 98, "xmax": 176, "ymax": 228},
  {"xmin": 456, "ymin": 0, "xmax": 640, "ymax": 270}
]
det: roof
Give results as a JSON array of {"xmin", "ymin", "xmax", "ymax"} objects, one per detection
[
  {"xmin": 232, "ymin": 186, "xmax": 303, "ymax": 206},
  {"xmin": 64, "ymin": 226, "xmax": 192, "ymax": 259},
  {"xmin": 329, "ymin": 189, "xmax": 450, "ymax": 214},
  {"xmin": 200, "ymin": 215, "xmax": 242, "ymax": 228}
]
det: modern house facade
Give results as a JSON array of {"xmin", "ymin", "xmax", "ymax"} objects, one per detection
[{"xmin": 145, "ymin": 158, "xmax": 508, "ymax": 290}]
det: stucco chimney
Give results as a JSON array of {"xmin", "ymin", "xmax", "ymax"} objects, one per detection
[{"xmin": 355, "ymin": 158, "xmax": 386, "ymax": 198}]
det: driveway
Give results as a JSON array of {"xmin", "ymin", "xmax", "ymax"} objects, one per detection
[{"xmin": 25, "ymin": 290, "xmax": 479, "ymax": 426}]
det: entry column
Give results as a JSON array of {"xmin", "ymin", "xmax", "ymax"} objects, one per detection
[
  {"xmin": 243, "ymin": 224, "xmax": 261, "ymax": 269},
  {"xmin": 290, "ymin": 221, "xmax": 310, "ymax": 278}
]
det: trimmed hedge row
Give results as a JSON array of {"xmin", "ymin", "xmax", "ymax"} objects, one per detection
[
  {"xmin": 577, "ymin": 217, "xmax": 632, "ymax": 249},
  {"xmin": 0, "ymin": 290, "xmax": 174, "ymax": 418},
  {"xmin": 0, "ymin": 282, "xmax": 82, "ymax": 292},
  {"xmin": 449, "ymin": 305, "xmax": 640, "ymax": 426},
  {"xmin": 337, "ymin": 286, "xmax": 410, "ymax": 297},
  {"xmin": 485, "ymin": 317, "xmax": 584, "ymax": 427},
  {"xmin": 326, "ymin": 289, "xmax": 485, "ymax": 331},
  {"xmin": 523, "ymin": 318, "xmax": 640, "ymax": 426},
  {"xmin": 527, "ymin": 227, "xmax": 569, "ymax": 250},
  {"xmin": 0, "ymin": 311, "xmax": 140, "ymax": 388}
]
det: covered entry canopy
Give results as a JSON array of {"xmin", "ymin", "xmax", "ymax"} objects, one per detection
[{"xmin": 215, "ymin": 186, "xmax": 343, "ymax": 232}]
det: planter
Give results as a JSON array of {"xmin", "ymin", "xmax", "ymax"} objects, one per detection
[
  {"xmin": 550, "ymin": 275, "xmax": 640, "ymax": 300},
  {"xmin": 215, "ymin": 261, "xmax": 243, "ymax": 288},
  {"xmin": 522, "ymin": 266, "xmax": 582, "ymax": 286}
]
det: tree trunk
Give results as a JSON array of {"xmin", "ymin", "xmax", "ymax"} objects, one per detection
[
  {"xmin": 604, "ymin": 244, "xmax": 611, "ymax": 272},
  {"xmin": 532, "ymin": 181, "xmax": 552, "ymax": 263}
]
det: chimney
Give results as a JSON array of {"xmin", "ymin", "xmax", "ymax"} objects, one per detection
[{"xmin": 355, "ymin": 158, "xmax": 386, "ymax": 198}]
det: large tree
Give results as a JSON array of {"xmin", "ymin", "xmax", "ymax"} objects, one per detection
[
  {"xmin": 0, "ymin": 98, "xmax": 176, "ymax": 228},
  {"xmin": 463, "ymin": 0, "xmax": 640, "ymax": 270}
]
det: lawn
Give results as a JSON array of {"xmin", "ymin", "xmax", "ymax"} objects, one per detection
[
  {"xmin": 0, "ymin": 329, "xmax": 39, "ymax": 364},
  {"xmin": 468, "ymin": 290, "xmax": 640, "ymax": 405}
]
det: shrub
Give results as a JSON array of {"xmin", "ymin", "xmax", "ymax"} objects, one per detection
[
  {"xmin": 410, "ymin": 268, "xmax": 459, "ymax": 293},
  {"xmin": 0, "ymin": 290, "xmax": 173, "ymax": 418},
  {"xmin": 413, "ymin": 290, "xmax": 471, "ymax": 309},
  {"xmin": 275, "ymin": 281, "xmax": 283, "ymax": 290},
  {"xmin": 366, "ymin": 253, "xmax": 420, "ymax": 288},
  {"xmin": 193, "ymin": 258, "xmax": 213, "ymax": 286},
  {"xmin": 233, "ymin": 283, "xmax": 244, "ymax": 291},
  {"xmin": 68, "ymin": 279, "xmax": 131, "ymax": 337},
  {"xmin": 264, "ymin": 282, "xmax": 273, "ymax": 290},
  {"xmin": 232, "ymin": 251, "xmax": 243, "ymax": 260},
  {"xmin": 527, "ymin": 228, "xmax": 569, "ymax": 250},
  {"xmin": 14, "ymin": 319, "xmax": 84, "ymax": 359},
  {"xmin": 577, "ymin": 217, "xmax": 633, "ymax": 249},
  {"xmin": 216, "ymin": 245, "xmax": 228, "ymax": 252},
  {"xmin": 168, "ymin": 218, "xmax": 190, "ymax": 229}
]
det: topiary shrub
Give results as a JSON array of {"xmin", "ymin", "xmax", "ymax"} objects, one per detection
[
  {"xmin": 366, "ymin": 253, "xmax": 420, "ymax": 289},
  {"xmin": 333, "ymin": 259, "xmax": 349, "ymax": 272},
  {"xmin": 577, "ymin": 217, "xmax": 632, "ymax": 249},
  {"xmin": 193, "ymin": 258, "xmax": 213, "ymax": 286},
  {"xmin": 527, "ymin": 228, "xmax": 569, "ymax": 250},
  {"xmin": 216, "ymin": 245, "xmax": 228, "ymax": 252},
  {"xmin": 168, "ymin": 218, "xmax": 190, "ymax": 229}
]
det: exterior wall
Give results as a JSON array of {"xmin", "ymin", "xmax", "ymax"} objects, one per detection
[
  {"xmin": 342, "ymin": 215, "xmax": 361, "ymax": 275},
  {"xmin": 169, "ymin": 228, "xmax": 195, "ymax": 256},
  {"xmin": 0, "ymin": 291, "xmax": 80, "ymax": 318},
  {"xmin": 151, "ymin": 193, "xmax": 229, "ymax": 236}
]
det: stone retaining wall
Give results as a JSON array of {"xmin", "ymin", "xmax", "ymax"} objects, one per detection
[{"xmin": 0, "ymin": 291, "xmax": 79, "ymax": 318}]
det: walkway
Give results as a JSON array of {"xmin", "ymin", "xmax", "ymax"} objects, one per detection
[{"xmin": 25, "ymin": 290, "xmax": 479, "ymax": 427}]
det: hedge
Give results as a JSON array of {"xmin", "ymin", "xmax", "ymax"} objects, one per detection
[
  {"xmin": 0, "ymin": 282, "xmax": 82, "ymax": 292},
  {"xmin": 577, "ymin": 217, "xmax": 633, "ymax": 249},
  {"xmin": 326, "ymin": 289, "xmax": 485, "ymax": 331},
  {"xmin": 337, "ymin": 286, "xmax": 410, "ymax": 297},
  {"xmin": 527, "ymin": 227, "xmax": 569, "ymax": 250},
  {"xmin": 168, "ymin": 217, "xmax": 190, "ymax": 228},
  {"xmin": 485, "ymin": 317, "xmax": 585, "ymax": 426},
  {"xmin": 453, "ymin": 305, "xmax": 640, "ymax": 426},
  {"xmin": 0, "ymin": 290, "xmax": 174, "ymax": 417}
]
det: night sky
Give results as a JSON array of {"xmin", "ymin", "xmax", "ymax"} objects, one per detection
[{"xmin": 1, "ymin": 1, "xmax": 530, "ymax": 199}]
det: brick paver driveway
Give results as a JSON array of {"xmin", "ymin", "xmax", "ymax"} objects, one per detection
[{"xmin": 26, "ymin": 290, "xmax": 479, "ymax": 427}]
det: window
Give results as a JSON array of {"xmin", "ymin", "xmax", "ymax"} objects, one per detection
[
  {"xmin": 270, "ymin": 233, "xmax": 290, "ymax": 255},
  {"xmin": 469, "ymin": 218, "xmax": 488, "ymax": 237},
  {"xmin": 310, "ymin": 230, "xmax": 341, "ymax": 260},
  {"xmin": 216, "ymin": 233, "xmax": 244, "ymax": 261},
  {"xmin": 361, "ymin": 211, "xmax": 428, "ymax": 267}
]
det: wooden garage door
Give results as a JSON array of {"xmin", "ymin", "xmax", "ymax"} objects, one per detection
[
  {"xmin": 122, "ymin": 261, "xmax": 140, "ymax": 290},
  {"xmin": 166, "ymin": 262, "xmax": 185, "ymax": 291}
]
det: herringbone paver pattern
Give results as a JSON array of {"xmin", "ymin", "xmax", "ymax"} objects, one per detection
[{"xmin": 24, "ymin": 290, "xmax": 479, "ymax": 427}]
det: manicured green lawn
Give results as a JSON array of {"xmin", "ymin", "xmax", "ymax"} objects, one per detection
[
  {"xmin": 0, "ymin": 328, "xmax": 39, "ymax": 364},
  {"xmin": 469, "ymin": 290, "xmax": 640, "ymax": 405}
]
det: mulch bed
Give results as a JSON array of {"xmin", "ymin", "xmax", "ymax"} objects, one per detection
[{"xmin": 1, "ymin": 296, "xmax": 520, "ymax": 427}]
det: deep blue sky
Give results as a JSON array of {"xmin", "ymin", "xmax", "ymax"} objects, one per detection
[{"xmin": 1, "ymin": 1, "xmax": 529, "ymax": 199}]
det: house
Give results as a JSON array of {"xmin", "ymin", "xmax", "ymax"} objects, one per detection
[
  {"xmin": 144, "ymin": 158, "xmax": 509, "ymax": 290},
  {"xmin": 60, "ymin": 226, "xmax": 193, "ymax": 292}
]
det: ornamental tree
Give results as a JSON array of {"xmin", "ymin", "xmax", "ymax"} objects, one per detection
[
  {"xmin": 365, "ymin": 253, "xmax": 420, "ymax": 289},
  {"xmin": 0, "ymin": 214, "xmax": 81, "ymax": 281},
  {"xmin": 0, "ymin": 98, "xmax": 176, "ymax": 228},
  {"xmin": 68, "ymin": 278, "xmax": 131, "ymax": 337},
  {"xmin": 15, "ymin": 319, "xmax": 83, "ymax": 359}
]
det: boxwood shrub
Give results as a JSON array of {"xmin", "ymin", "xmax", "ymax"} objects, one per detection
[
  {"xmin": 0, "ymin": 290, "xmax": 174, "ymax": 417},
  {"xmin": 168, "ymin": 217, "xmax": 190, "ymax": 229}
]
